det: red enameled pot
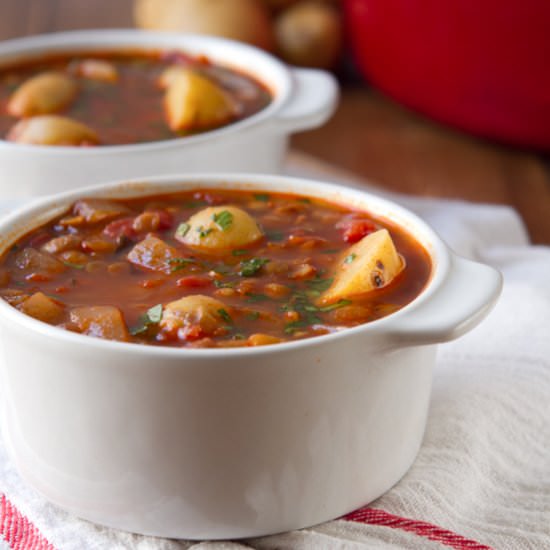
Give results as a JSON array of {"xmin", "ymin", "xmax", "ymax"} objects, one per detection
[{"xmin": 343, "ymin": 0, "xmax": 550, "ymax": 150}]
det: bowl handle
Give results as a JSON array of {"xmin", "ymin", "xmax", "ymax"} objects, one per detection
[
  {"xmin": 272, "ymin": 68, "xmax": 339, "ymax": 133},
  {"xmin": 384, "ymin": 255, "xmax": 502, "ymax": 347}
]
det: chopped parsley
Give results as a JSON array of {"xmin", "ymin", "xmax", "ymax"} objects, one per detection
[
  {"xmin": 282, "ymin": 292, "xmax": 351, "ymax": 334},
  {"xmin": 305, "ymin": 277, "xmax": 333, "ymax": 295},
  {"xmin": 62, "ymin": 261, "xmax": 84, "ymax": 269},
  {"xmin": 213, "ymin": 279, "xmax": 236, "ymax": 289},
  {"xmin": 130, "ymin": 304, "xmax": 163, "ymax": 336},
  {"xmin": 232, "ymin": 249, "xmax": 249, "ymax": 256},
  {"xmin": 318, "ymin": 299, "xmax": 352, "ymax": 312},
  {"xmin": 239, "ymin": 257, "xmax": 270, "ymax": 277},
  {"xmin": 197, "ymin": 226, "xmax": 213, "ymax": 238},
  {"xmin": 212, "ymin": 210, "xmax": 233, "ymax": 231},
  {"xmin": 217, "ymin": 308, "xmax": 232, "ymax": 324},
  {"xmin": 246, "ymin": 311, "xmax": 261, "ymax": 320},
  {"xmin": 344, "ymin": 253, "xmax": 357, "ymax": 264},
  {"xmin": 321, "ymin": 249, "xmax": 340, "ymax": 254},
  {"xmin": 168, "ymin": 257, "xmax": 195, "ymax": 272},
  {"xmin": 176, "ymin": 222, "xmax": 190, "ymax": 238},
  {"xmin": 253, "ymin": 193, "xmax": 270, "ymax": 202}
]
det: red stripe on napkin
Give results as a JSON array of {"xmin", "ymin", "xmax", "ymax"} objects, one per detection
[
  {"xmin": 343, "ymin": 507, "xmax": 493, "ymax": 550},
  {"xmin": 1, "ymin": 494, "xmax": 55, "ymax": 550}
]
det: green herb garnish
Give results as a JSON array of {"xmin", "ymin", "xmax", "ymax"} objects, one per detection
[
  {"xmin": 212, "ymin": 210, "xmax": 233, "ymax": 232},
  {"xmin": 321, "ymin": 249, "xmax": 340, "ymax": 254},
  {"xmin": 253, "ymin": 193, "xmax": 270, "ymax": 202},
  {"xmin": 344, "ymin": 253, "xmax": 357, "ymax": 264},
  {"xmin": 232, "ymin": 249, "xmax": 249, "ymax": 256},
  {"xmin": 213, "ymin": 279, "xmax": 236, "ymax": 289},
  {"xmin": 168, "ymin": 257, "xmax": 195, "ymax": 272},
  {"xmin": 197, "ymin": 226, "xmax": 213, "ymax": 238},
  {"xmin": 62, "ymin": 261, "xmax": 84, "ymax": 269},
  {"xmin": 305, "ymin": 277, "xmax": 334, "ymax": 294},
  {"xmin": 298, "ymin": 197, "xmax": 311, "ymax": 204},
  {"xmin": 176, "ymin": 222, "xmax": 190, "ymax": 238},
  {"xmin": 217, "ymin": 308, "xmax": 232, "ymax": 324},
  {"xmin": 246, "ymin": 311, "xmax": 261, "ymax": 320},
  {"xmin": 131, "ymin": 304, "xmax": 163, "ymax": 336},
  {"xmin": 239, "ymin": 257, "xmax": 270, "ymax": 277},
  {"xmin": 318, "ymin": 299, "xmax": 352, "ymax": 312}
]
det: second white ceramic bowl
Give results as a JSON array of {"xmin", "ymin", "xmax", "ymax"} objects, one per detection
[{"xmin": 0, "ymin": 30, "xmax": 338, "ymax": 197}]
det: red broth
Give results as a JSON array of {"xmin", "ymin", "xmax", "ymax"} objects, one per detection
[
  {"xmin": 0, "ymin": 50, "xmax": 271, "ymax": 145},
  {"xmin": 0, "ymin": 188, "xmax": 432, "ymax": 348}
]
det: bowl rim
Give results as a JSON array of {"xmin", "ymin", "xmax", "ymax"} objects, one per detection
[
  {"xmin": 0, "ymin": 173, "xmax": 450, "ymax": 356},
  {"xmin": 0, "ymin": 29, "xmax": 291, "ymax": 155}
]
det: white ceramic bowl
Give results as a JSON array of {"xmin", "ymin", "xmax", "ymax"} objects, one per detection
[
  {"xmin": 0, "ymin": 30, "xmax": 338, "ymax": 197},
  {"xmin": 0, "ymin": 174, "xmax": 501, "ymax": 539}
]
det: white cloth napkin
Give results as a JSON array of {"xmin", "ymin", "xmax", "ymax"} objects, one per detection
[{"xmin": 0, "ymin": 153, "xmax": 548, "ymax": 550}]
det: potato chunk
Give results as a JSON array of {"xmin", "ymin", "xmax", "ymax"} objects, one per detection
[
  {"xmin": 73, "ymin": 59, "xmax": 118, "ymax": 82},
  {"xmin": 176, "ymin": 205, "xmax": 263, "ymax": 252},
  {"xmin": 73, "ymin": 199, "xmax": 130, "ymax": 224},
  {"xmin": 160, "ymin": 294, "xmax": 228, "ymax": 339},
  {"xmin": 41, "ymin": 234, "xmax": 82, "ymax": 254},
  {"xmin": 15, "ymin": 248, "xmax": 66, "ymax": 276},
  {"xmin": 127, "ymin": 235, "xmax": 181, "ymax": 273},
  {"xmin": 7, "ymin": 72, "xmax": 78, "ymax": 117},
  {"xmin": 19, "ymin": 292, "xmax": 64, "ymax": 324},
  {"xmin": 319, "ymin": 229, "xmax": 404, "ymax": 305},
  {"xmin": 7, "ymin": 115, "xmax": 99, "ymax": 146},
  {"xmin": 70, "ymin": 306, "xmax": 129, "ymax": 341},
  {"xmin": 163, "ymin": 68, "xmax": 237, "ymax": 131}
]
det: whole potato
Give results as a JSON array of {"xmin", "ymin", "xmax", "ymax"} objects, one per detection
[
  {"xmin": 275, "ymin": 0, "xmax": 342, "ymax": 68},
  {"xmin": 134, "ymin": 0, "xmax": 274, "ymax": 51}
]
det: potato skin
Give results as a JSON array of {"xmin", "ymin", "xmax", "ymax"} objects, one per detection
[
  {"xmin": 7, "ymin": 72, "xmax": 78, "ymax": 117},
  {"xmin": 6, "ymin": 115, "xmax": 99, "ymax": 146},
  {"xmin": 275, "ymin": 1, "xmax": 342, "ymax": 69},
  {"xmin": 177, "ymin": 205, "xmax": 263, "ymax": 251},
  {"xmin": 134, "ymin": 0, "xmax": 275, "ymax": 51},
  {"xmin": 319, "ymin": 229, "xmax": 404, "ymax": 304},
  {"xmin": 160, "ymin": 294, "xmax": 228, "ymax": 337},
  {"xmin": 163, "ymin": 69, "xmax": 237, "ymax": 131}
]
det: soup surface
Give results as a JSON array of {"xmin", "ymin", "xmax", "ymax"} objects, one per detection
[
  {"xmin": 0, "ymin": 188, "xmax": 431, "ymax": 348},
  {"xmin": 0, "ymin": 50, "xmax": 271, "ymax": 146}
]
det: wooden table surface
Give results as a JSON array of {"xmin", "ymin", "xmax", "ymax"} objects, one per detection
[{"xmin": 2, "ymin": 0, "xmax": 549, "ymax": 243}]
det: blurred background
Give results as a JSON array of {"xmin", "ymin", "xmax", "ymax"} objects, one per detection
[{"xmin": 1, "ymin": 0, "xmax": 549, "ymax": 243}]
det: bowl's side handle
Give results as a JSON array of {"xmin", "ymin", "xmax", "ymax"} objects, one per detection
[
  {"xmin": 272, "ymin": 68, "xmax": 339, "ymax": 133},
  {"xmin": 384, "ymin": 255, "xmax": 503, "ymax": 347}
]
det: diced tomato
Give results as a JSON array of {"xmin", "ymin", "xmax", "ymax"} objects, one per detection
[
  {"xmin": 176, "ymin": 276, "xmax": 211, "ymax": 288},
  {"xmin": 103, "ymin": 217, "xmax": 137, "ymax": 240},
  {"xmin": 179, "ymin": 324, "xmax": 204, "ymax": 341},
  {"xmin": 25, "ymin": 273, "xmax": 50, "ymax": 282},
  {"xmin": 139, "ymin": 278, "xmax": 165, "ymax": 289},
  {"xmin": 336, "ymin": 216, "xmax": 376, "ymax": 244},
  {"xmin": 149, "ymin": 209, "xmax": 174, "ymax": 230}
]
